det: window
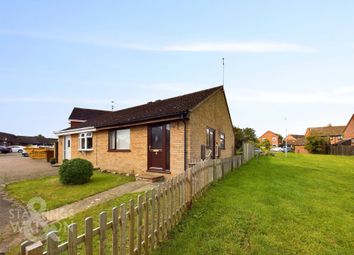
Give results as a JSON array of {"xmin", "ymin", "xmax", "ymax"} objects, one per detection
[
  {"xmin": 79, "ymin": 132, "xmax": 93, "ymax": 150},
  {"xmin": 206, "ymin": 127, "xmax": 214, "ymax": 148},
  {"xmin": 220, "ymin": 132, "xmax": 225, "ymax": 149},
  {"xmin": 109, "ymin": 129, "xmax": 130, "ymax": 150}
]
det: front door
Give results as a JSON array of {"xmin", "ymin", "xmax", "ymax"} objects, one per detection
[
  {"xmin": 64, "ymin": 135, "xmax": 71, "ymax": 160},
  {"xmin": 148, "ymin": 124, "xmax": 170, "ymax": 172}
]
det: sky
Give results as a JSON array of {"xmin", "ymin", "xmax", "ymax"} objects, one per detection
[{"xmin": 1, "ymin": 1, "xmax": 353, "ymax": 138}]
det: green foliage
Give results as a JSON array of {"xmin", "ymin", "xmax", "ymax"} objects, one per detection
[
  {"xmin": 305, "ymin": 136, "xmax": 328, "ymax": 154},
  {"xmin": 234, "ymin": 127, "xmax": 258, "ymax": 150},
  {"xmin": 59, "ymin": 158, "xmax": 94, "ymax": 184},
  {"xmin": 259, "ymin": 139, "xmax": 271, "ymax": 150},
  {"xmin": 275, "ymin": 133, "xmax": 284, "ymax": 146}
]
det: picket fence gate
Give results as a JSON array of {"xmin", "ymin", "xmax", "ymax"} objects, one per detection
[{"xmin": 21, "ymin": 144, "xmax": 254, "ymax": 255}]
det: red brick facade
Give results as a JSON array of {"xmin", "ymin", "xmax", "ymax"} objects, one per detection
[{"xmin": 259, "ymin": 131, "xmax": 280, "ymax": 146}]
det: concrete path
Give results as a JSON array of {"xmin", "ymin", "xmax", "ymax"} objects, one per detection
[{"xmin": 42, "ymin": 181, "xmax": 158, "ymax": 222}]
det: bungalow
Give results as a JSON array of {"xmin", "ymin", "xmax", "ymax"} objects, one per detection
[
  {"xmin": 54, "ymin": 86, "xmax": 235, "ymax": 176},
  {"xmin": 305, "ymin": 124, "xmax": 346, "ymax": 145},
  {"xmin": 259, "ymin": 131, "xmax": 281, "ymax": 147}
]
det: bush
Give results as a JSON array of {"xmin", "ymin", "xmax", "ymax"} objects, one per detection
[
  {"xmin": 305, "ymin": 136, "xmax": 328, "ymax": 154},
  {"xmin": 59, "ymin": 158, "xmax": 93, "ymax": 185}
]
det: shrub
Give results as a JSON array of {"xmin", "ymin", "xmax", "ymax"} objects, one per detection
[
  {"xmin": 59, "ymin": 158, "xmax": 93, "ymax": 185},
  {"xmin": 305, "ymin": 136, "xmax": 328, "ymax": 154}
]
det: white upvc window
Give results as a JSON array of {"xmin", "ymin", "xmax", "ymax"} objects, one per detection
[{"xmin": 79, "ymin": 132, "xmax": 93, "ymax": 151}]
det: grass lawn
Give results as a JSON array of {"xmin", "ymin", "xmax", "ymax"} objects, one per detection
[
  {"xmin": 154, "ymin": 154, "xmax": 354, "ymax": 255},
  {"xmin": 6, "ymin": 171, "xmax": 135, "ymax": 210}
]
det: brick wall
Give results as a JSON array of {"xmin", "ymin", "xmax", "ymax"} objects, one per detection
[
  {"xmin": 344, "ymin": 115, "xmax": 354, "ymax": 139},
  {"xmin": 259, "ymin": 131, "xmax": 280, "ymax": 146},
  {"xmin": 58, "ymin": 121, "xmax": 185, "ymax": 175},
  {"xmin": 187, "ymin": 89, "xmax": 235, "ymax": 163}
]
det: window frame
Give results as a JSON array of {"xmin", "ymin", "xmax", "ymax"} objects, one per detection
[
  {"xmin": 108, "ymin": 128, "xmax": 131, "ymax": 152},
  {"xmin": 220, "ymin": 132, "xmax": 225, "ymax": 150},
  {"xmin": 206, "ymin": 127, "xmax": 215, "ymax": 149},
  {"xmin": 79, "ymin": 132, "xmax": 93, "ymax": 151}
]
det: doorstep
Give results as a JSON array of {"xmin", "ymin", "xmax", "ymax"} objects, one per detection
[{"xmin": 136, "ymin": 173, "xmax": 165, "ymax": 183}]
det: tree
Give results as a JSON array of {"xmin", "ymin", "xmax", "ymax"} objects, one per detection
[
  {"xmin": 305, "ymin": 136, "xmax": 328, "ymax": 154},
  {"xmin": 275, "ymin": 133, "xmax": 284, "ymax": 146},
  {"xmin": 233, "ymin": 127, "xmax": 258, "ymax": 151},
  {"xmin": 259, "ymin": 139, "xmax": 271, "ymax": 150}
]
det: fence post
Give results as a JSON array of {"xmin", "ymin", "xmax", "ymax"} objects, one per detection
[
  {"xmin": 47, "ymin": 231, "xmax": 59, "ymax": 255},
  {"xmin": 85, "ymin": 217, "xmax": 93, "ymax": 255},
  {"xmin": 68, "ymin": 223, "xmax": 78, "ymax": 255},
  {"xmin": 24, "ymin": 241, "xmax": 43, "ymax": 255}
]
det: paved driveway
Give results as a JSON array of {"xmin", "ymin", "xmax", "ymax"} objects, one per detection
[
  {"xmin": 0, "ymin": 153, "xmax": 57, "ymax": 252},
  {"xmin": 0, "ymin": 153, "xmax": 57, "ymax": 184}
]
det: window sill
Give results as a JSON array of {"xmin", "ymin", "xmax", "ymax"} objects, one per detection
[
  {"xmin": 79, "ymin": 149, "xmax": 93, "ymax": 152},
  {"xmin": 108, "ymin": 149, "xmax": 131, "ymax": 152}
]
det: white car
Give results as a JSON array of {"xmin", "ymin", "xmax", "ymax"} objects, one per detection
[
  {"xmin": 8, "ymin": 145, "xmax": 25, "ymax": 153},
  {"xmin": 270, "ymin": 147, "xmax": 283, "ymax": 152}
]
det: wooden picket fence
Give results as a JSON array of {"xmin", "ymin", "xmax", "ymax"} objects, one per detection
[{"xmin": 21, "ymin": 144, "xmax": 254, "ymax": 255}]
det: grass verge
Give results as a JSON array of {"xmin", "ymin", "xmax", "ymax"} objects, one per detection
[{"xmin": 153, "ymin": 154, "xmax": 354, "ymax": 255}]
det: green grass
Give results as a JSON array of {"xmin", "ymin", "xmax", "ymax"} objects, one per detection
[
  {"xmin": 6, "ymin": 171, "xmax": 135, "ymax": 210},
  {"xmin": 154, "ymin": 154, "xmax": 354, "ymax": 255}
]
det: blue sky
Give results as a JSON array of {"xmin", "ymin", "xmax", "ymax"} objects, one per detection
[{"xmin": 1, "ymin": 1, "xmax": 353, "ymax": 137}]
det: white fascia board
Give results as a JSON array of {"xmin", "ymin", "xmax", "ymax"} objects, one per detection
[
  {"xmin": 68, "ymin": 119, "xmax": 87, "ymax": 122},
  {"xmin": 54, "ymin": 127, "xmax": 96, "ymax": 136}
]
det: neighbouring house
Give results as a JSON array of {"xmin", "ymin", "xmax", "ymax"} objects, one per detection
[
  {"xmin": 0, "ymin": 132, "xmax": 17, "ymax": 146},
  {"xmin": 54, "ymin": 86, "xmax": 235, "ymax": 176},
  {"xmin": 0, "ymin": 132, "xmax": 57, "ymax": 147},
  {"xmin": 293, "ymin": 137, "xmax": 308, "ymax": 154},
  {"xmin": 284, "ymin": 134, "xmax": 305, "ymax": 149},
  {"xmin": 305, "ymin": 124, "xmax": 346, "ymax": 145},
  {"xmin": 343, "ymin": 114, "xmax": 354, "ymax": 145},
  {"xmin": 259, "ymin": 131, "xmax": 281, "ymax": 147}
]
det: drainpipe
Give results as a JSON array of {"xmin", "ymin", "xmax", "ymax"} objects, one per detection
[{"xmin": 182, "ymin": 112, "xmax": 188, "ymax": 171}]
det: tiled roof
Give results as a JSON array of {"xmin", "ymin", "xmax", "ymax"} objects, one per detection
[
  {"xmin": 69, "ymin": 86, "xmax": 223, "ymax": 129},
  {"xmin": 69, "ymin": 107, "xmax": 111, "ymax": 121},
  {"xmin": 307, "ymin": 126, "xmax": 345, "ymax": 137},
  {"xmin": 294, "ymin": 137, "xmax": 306, "ymax": 146},
  {"xmin": 290, "ymin": 134, "xmax": 304, "ymax": 139}
]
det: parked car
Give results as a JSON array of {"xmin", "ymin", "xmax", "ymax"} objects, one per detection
[
  {"xmin": 0, "ymin": 146, "xmax": 11, "ymax": 154},
  {"xmin": 8, "ymin": 145, "xmax": 25, "ymax": 153},
  {"xmin": 281, "ymin": 146, "xmax": 292, "ymax": 152},
  {"xmin": 270, "ymin": 146, "xmax": 283, "ymax": 152}
]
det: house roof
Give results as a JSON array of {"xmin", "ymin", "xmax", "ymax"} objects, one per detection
[
  {"xmin": 259, "ymin": 130, "xmax": 279, "ymax": 139},
  {"xmin": 69, "ymin": 107, "xmax": 111, "ymax": 121},
  {"xmin": 66, "ymin": 86, "xmax": 223, "ymax": 130},
  {"xmin": 293, "ymin": 137, "xmax": 306, "ymax": 146},
  {"xmin": 306, "ymin": 125, "xmax": 346, "ymax": 137},
  {"xmin": 289, "ymin": 134, "xmax": 304, "ymax": 139}
]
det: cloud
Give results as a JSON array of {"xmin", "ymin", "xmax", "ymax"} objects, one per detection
[
  {"xmin": 160, "ymin": 42, "xmax": 313, "ymax": 53},
  {"xmin": 0, "ymin": 29, "xmax": 312, "ymax": 53},
  {"xmin": 226, "ymin": 86, "xmax": 354, "ymax": 104},
  {"xmin": 0, "ymin": 97, "xmax": 139, "ymax": 106}
]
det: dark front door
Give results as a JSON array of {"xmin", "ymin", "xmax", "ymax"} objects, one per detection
[{"xmin": 148, "ymin": 123, "xmax": 170, "ymax": 172}]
